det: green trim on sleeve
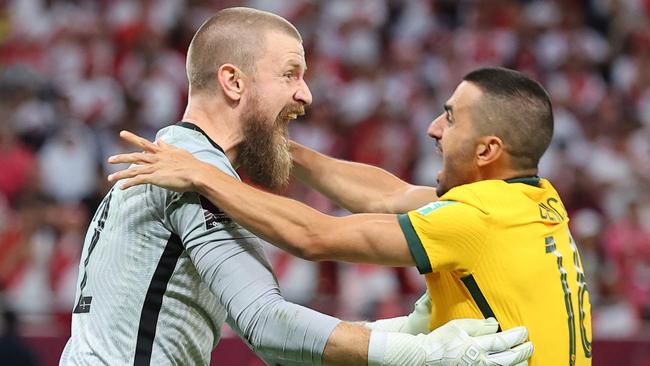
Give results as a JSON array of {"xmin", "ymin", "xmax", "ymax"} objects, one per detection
[{"xmin": 397, "ymin": 214, "xmax": 432, "ymax": 274}]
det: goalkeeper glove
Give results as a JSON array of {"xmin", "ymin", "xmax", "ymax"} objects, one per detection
[
  {"xmin": 365, "ymin": 290, "xmax": 431, "ymax": 335},
  {"xmin": 368, "ymin": 317, "xmax": 533, "ymax": 366}
]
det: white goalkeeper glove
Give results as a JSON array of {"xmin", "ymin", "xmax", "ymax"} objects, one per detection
[
  {"xmin": 368, "ymin": 317, "xmax": 533, "ymax": 366},
  {"xmin": 365, "ymin": 290, "xmax": 431, "ymax": 335}
]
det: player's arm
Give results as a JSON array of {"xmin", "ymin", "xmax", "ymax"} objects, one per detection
[
  {"xmin": 109, "ymin": 135, "xmax": 414, "ymax": 265},
  {"xmin": 291, "ymin": 141, "xmax": 438, "ymax": 214},
  {"xmin": 196, "ymin": 181, "xmax": 411, "ymax": 265}
]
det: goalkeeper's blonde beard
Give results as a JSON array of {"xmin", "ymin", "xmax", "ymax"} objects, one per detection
[{"xmin": 238, "ymin": 101, "xmax": 294, "ymax": 190}]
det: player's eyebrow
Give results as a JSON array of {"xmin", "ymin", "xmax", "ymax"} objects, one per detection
[{"xmin": 285, "ymin": 59, "xmax": 307, "ymax": 72}]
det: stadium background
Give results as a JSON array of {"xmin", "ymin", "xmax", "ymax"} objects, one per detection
[{"xmin": 0, "ymin": 0, "xmax": 649, "ymax": 364}]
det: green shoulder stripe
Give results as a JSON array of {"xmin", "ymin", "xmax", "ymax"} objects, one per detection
[{"xmin": 397, "ymin": 214, "xmax": 432, "ymax": 274}]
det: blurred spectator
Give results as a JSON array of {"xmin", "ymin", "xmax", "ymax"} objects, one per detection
[
  {"xmin": 604, "ymin": 202, "xmax": 650, "ymax": 321},
  {"xmin": 38, "ymin": 122, "xmax": 98, "ymax": 204},
  {"xmin": 0, "ymin": 123, "xmax": 36, "ymax": 205},
  {"xmin": 0, "ymin": 296, "xmax": 39, "ymax": 366}
]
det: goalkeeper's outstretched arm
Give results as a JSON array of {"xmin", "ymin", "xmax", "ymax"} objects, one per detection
[{"xmin": 290, "ymin": 141, "xmax": 438, "ymax": 214}]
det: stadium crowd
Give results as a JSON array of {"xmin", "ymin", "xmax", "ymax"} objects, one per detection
[{"xmin": 0, "ymin": 0, "xmax": 649, "ymax": 342}]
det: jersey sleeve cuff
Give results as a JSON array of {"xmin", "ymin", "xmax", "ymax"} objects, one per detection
[{"xmin": 397, "ymin": 214, "xmax": 432, "ymax": 274}]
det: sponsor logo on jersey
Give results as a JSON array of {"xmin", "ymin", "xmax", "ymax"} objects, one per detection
[
  {"xmin": 199, "ymin": 195, "xmax": 232, "ymax": 229},
  {"xmin": 73, "ymin": 296, "xmax": 93, "ymax": 313}
]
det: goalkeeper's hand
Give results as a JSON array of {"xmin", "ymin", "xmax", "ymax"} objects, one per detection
[
  {"xmin": 368, "ymin": 318, "xmax": 532, "ymax": 366},
  {"xmin": 421, "ymin": 317, "xmax": 532, "ymax": 366},
  {"xmin": 365, "ymin": 290, "xmax": 431, "ymax": 334}
]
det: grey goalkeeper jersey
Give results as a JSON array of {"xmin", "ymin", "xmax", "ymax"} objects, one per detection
[{"xmin": 60, "ymin": 123, "xmax": 340, "ymax": 366}]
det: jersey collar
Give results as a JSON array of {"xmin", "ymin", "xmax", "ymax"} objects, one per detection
[
  {"xmin": 504, "ymin": 175, "xmax": 541, "ymax": 187},
  {"xmin": 176, "ymin": 121, "xmax": 225, "ymax": 154}
]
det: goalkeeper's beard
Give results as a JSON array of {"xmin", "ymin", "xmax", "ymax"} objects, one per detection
[{"xmin": 238, "ymin": 99, "xmax": 297, "ymax": 190}]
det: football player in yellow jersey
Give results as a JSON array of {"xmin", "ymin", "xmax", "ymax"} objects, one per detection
[{"xmin": 106, "ymin": 67, "xmax": 590, "ymax": 365}]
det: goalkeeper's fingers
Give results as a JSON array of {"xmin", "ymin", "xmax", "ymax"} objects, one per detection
[
  {"xmin": 474, "ymin": 325, "xmax": 528, "ymax": 353},
  {"xmin": 446, "ymin": 317, "xmax": 499, "ymax": 337},
  {"xmin": 413, "ymin": 290, "xmax": 431, "ymax": 311},
  {"xmin": 485, "ymin": 341, "xmax": 533, "ymax": 366}
]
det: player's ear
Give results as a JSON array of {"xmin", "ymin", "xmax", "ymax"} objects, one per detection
[
  {"xmin": 476, "ymin": 135, "xmax": 504, "ymax": 167},
  {"xmin": 217, "ymin": 64, "xmax": 246, "ymax": 101}
]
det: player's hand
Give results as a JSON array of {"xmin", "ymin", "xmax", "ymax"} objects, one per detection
[
  {"xmin": 401, "ymin": 290, "xmax": 432, "ymax": 335},
  {"xmin": 365, "ymin": 291, "xmax": 431, "ymax": 334},
  {"xmin": 423, "ymin": 318, "xmax": 533, "ymax": 366},
  {"xmin": 107, "ymin": 130, "xmax": 209, "ymax": 192}
]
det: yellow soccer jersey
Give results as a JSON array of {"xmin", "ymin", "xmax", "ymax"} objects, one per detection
[{"xmin": 398, "ymin": 177, "xmax": 592, "ymax": 366}]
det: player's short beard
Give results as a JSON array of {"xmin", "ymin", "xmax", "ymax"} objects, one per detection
[{"xmin": 238, "ymin": 96, "xmax": 302, "ymax": 190}]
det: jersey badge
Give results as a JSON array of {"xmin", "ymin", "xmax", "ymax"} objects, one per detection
[
  {"xmin": 416, "ymin": 200, "xmax": 457, "ymax": 216},
  {"xmin": 199, "ymin": 195, "xmax": 232, "ymax": 229}
]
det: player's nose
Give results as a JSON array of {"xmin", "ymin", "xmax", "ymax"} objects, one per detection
[
  {"xmin": 294, "ymin": 79, "xmax": 312, "ymax": 106},
  {"xmin": 428, "ymin": 114, "xmax": 445, "ymax": 139}
]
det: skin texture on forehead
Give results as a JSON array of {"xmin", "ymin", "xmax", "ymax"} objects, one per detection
[
  {"xmin": 445, "ymin": 81, "xmax": 483, "ymax": 123},
  {"xmin": 253, "ymin": 31, "xmax": 307, "ymax": 81}
]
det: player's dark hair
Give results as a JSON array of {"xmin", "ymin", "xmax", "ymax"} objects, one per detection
[{"xmin": 463, "ymin": 67, "xmax": 554, "ymax": 170}]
